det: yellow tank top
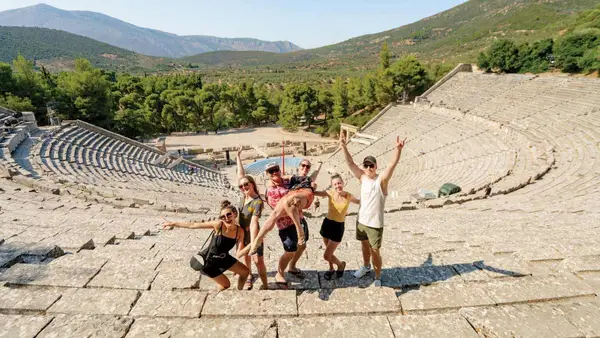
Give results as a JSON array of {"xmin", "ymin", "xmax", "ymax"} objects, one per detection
[{"xmin": 326, "ymin": 190, "xmax": 352, "ymax": 222}]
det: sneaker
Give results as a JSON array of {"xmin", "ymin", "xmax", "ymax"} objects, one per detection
[
  {"xmin": 373, "ymin": 279, "xmax": 382, "ymax": 288},
  {"xmin": 353, "ymin": 265, "xmax": 371, "ymax": 279}
]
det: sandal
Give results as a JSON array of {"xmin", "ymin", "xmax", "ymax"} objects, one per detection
[
  {"xmin": 244, "ymin": 274, "xmax": 254, "ymax": 290},
  {"xmin": 336, "ymin": 261, "xmax": 346, "ymax": 279},
  {"xmin": 287, "ymin": 268, "xmax": 306, "ymax": 279},
  {"xmin": 323, "ymin": 270, "xmax": 335, "ymax": 281}
]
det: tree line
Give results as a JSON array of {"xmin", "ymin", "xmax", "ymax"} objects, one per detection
[
  {"xmin": 0, "ymin": 44, "xmax": 438, "ymax": 139},
  {"xmin": 478, "ymin": 6, "xmax": 600, "ymax": 74}
]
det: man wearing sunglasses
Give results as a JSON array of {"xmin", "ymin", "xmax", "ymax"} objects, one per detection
[{"xmin": 340, "ymin": 132, "xmax": 406, "ymax": 287}]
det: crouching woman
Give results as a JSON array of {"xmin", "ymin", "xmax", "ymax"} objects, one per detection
[{"xmin": 162, "ymin": 200, "xmax": 249, "ymax": 290}]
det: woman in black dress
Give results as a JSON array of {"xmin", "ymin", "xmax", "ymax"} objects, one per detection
[{"xmin": 162, "ymin": 200, "xmax": 249, "ymax": 290}]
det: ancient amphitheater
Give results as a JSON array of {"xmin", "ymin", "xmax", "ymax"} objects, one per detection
[{"xmin": 0, "ymin": 66, "xmax": 598, "ymax": 337}]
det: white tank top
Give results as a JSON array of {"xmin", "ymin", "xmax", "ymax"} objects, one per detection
[{"xmin": 358, "ymin": 175, "xmax": 386, "ymax": 228}]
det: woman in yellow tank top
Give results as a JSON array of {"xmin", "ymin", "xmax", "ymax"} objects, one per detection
[{"xmin": 314, "ymin": 174, "xmax": 360, "ymax": 280}]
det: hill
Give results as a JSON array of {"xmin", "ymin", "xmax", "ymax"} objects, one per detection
[
  {"xmin": 185, "ymin": 0, "xmax": 600, "ymax": 79},
  {"xmin": 0, "ymin": 26, "xmax": 171, "ymax": 73},
  {"xmin": 0, "ymin": 3, "xmax": 302, "ymax": 58}
]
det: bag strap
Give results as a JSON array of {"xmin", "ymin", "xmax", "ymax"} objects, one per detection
[{"xmin": 199, "ymin": 229, "xmax": 215, "ymax": 253}]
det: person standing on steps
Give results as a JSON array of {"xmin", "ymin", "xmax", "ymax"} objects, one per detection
[
  {"xmin": 339, "ymin": 132, "xmax": 406, "ymax": 287},
  {"xmin": 235, "ymin": 148, "xmax": 268, "ymax": 290},
  {"xmin": 314, "ymin": 174, "xmax": 360, "ymax": 280},
  {"xmin": 161, "ymin": 200, "xmax": 249, "ymax": 290}
]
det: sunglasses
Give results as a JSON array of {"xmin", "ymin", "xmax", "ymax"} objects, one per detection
[
  {"xmin": 238, "ymin": 182, "xmax": 250, "ymax": 189},
  {"xmin": 363, "ymin": 163, "xmax": 375, "ymax": 169},
  {"xmin": 266, "ymin": 168, "xmax": 280, "ymax": 174},
  {"xmin": 300, "ymin": 163, "xmax": 311, "ymax": 169},
  {"xmin": 220, "ymin": 212, "xmax": 234, "ymax": 220}
]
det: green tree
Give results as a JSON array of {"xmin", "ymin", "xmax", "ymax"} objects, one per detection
[
  {"xmin": 279, "ymin": 84, "xmax": 318, "ymax": 131},
  {"xmin": 379, "ymin": 41, "xmax": 391, "ymax": 71},
  {"xmin": 0, "ymin": 94, "xmax": 35, "ymax": 112},
  {"xmin": 0, "ymin": 62, "xmax": 14, "ymax": 94},
  {"xmin": 555, "ymin": 32, "xmax": 600, "ymax": 72},
  {"xmin": 55, "ymin": 59, "xmax": 113, "ymax": 126},
  {"xmin": 388, "ymin": 56, "xmax": 430, "ymax": 102},
  {"xmin": 332, "ymin": 78, "xmax": 348, "ymax": 120},
  {"xmin": 486, "ymin": 39, "xmax": 522, "ymax": 73}
]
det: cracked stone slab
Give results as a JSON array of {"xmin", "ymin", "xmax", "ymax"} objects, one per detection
[
  {"xmin": 0, "ymin": 243, "xmax": 64, "ymax": 259},
  {"xmin": 480, "ymin": 275, "xmax": 595, "ymax": 305},
  {"xmin": 297, "ymin": 287, "xmax": 400, "ymax": 316},
  {"xmin": 47, "ymin": 288, "xmax": 139, "ymax": 316},
  {"xmin": 399, "ymin": 282, "xmax": 496, "ymax": 312},
  {"xmin": 460, "ymin": 304, "xmax": 583, "ymax": 338},
  {"xmin": 152, "ymin": 262, "xmax": 200, "ymax": 290},
  {"xmin": 36, "ymin": 314, "xmax": 134, "ymax": 338},
  {"xmin": 0, "ymin": 287, "xmax": 62, "ymax": 313},
  {"xmin": 40, "ymin": 234, "xmax": 94, "ymax": 251},
  {"xmin": 129, "ymin": 290, "xmax": 207, "ymax": 318},
  {"xmin": 387, "ymin": 313, "xmax": 479, "ymax": 337},
  {"xmin": 0, "ymin": 263, "xmax": 98, "ymax": 288},
  {"xmin": 559, "ymin": 255, "xmax": 600, "ymax": 273},
  {"xmin": 47, "ymin": 254, "xmax": 108, "ymax": 271},
  {"xmin": 86, "ymin": 266, "xmax": 158, "ymax": 290},
  {"xmin": 126, "ymin": 317, "xmax": 275, "ymax": 338},
  {"xmin": 278, "ymin": 316, "xmax": 394, "ymax": 338},
  {"xmin": 554, "ymin": 301, "xmax": 600, "ymax": 337},
  {"xmin": 202, "ymin": 290, "xmax": 297, "ymax": 317},
  {"xmin": 0, "ymin": 314, "xmax": 54, "ymax": 338}
]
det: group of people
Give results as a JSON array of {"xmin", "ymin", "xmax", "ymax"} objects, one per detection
[{"xmin": 162, "ymin": 132, "xmax": 406, "ymax": 290}]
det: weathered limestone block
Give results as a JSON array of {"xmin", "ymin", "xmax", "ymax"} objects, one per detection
[
  {"xmin": 0, "ymin": 287, "xmax": 62, "ymax": 313},
  {"xmin": 40, "ymin": 234, "xmax": 94, "ymax": 251},
  {"xmin": 47, "ymin": 288, "xmax": 139, "ymax": 316},
  {"xmin": 0, "ymin": 314, "xmax": 54, "ymax": 338},
  {"xmin": 129, "ymin": 290, "xmax": 207, "ymax": 318},
  {"xmin": 36, "ymin": 314, "xmax": 134, "ymax": 338},
  {"xmin": 395, "ymin": 266, "xmax": 457, "ymax": 287},
  {"xmin": 87, "ymin": 265, "xmax": 158, "ymax": 290},
  {"xmin": 278, "ymin": 316, "xmax": 393, "ymax": 338},
  {"xmin": 399, "ymin": 282, "xmax": 496, "ymax": 312},
  {"xmin": 127, "ymin": 317, "xmax": 274, "ymax": 338},
  {"xmin": 151, "ymin": 263, "xmax": 200, "ymax": 290},
  {"xmin": 387, "ymin": 313, "xmax": 479, "ymax": 338},
  {"xmin": 460, "ymin": 304, "xmax": 583, "ymax": 338},
  {"xmin": 202, "ymin": 290, "xmax": 297, "ymax": 317},
  {"xmin": 297, "ymin": 287, "xmax": 400, "ymax": 316},
  {"xmin": 480, "ymin": 275, "xmax": 595, "ymax": 305},
  {"xmin": 0, "ymin": 263, "xmax": 98, "ymax": 288}
]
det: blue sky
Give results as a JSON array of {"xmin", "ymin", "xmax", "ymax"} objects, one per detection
[{"xmin": 0, "ymin": 0, "xmax": 466, "ymax": 49}]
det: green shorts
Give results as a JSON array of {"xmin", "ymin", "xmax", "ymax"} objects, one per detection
[{"xmin": 356, "ymin": 222, "xmax": 383, "ymax": 249}]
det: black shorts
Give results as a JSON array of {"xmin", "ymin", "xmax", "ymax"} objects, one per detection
[
  {"xmin": 320, "ymin": 218, "xmax": 345, "ymax": 243},
  {"xmin": 278, "ymin": 219, "xmax": 309, "ymax": 253},
  {"xmin": 243, "ymin": 226, "xmax": 264, "ymax": 257},
  {"xmin": 201, "ymin": 255, "xmax": 238, "ymax": 278}
]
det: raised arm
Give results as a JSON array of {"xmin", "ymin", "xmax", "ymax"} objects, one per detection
[
  {"xmin": 380, "ymin": 136, "xmax": 406, "ymax": 192},
  {"xmin": 309, "ymin": 161, "xmax": 323, "ymax": 181},
  {"xmin": 340, "ymin": 132, "xmax": 363, "ymax": 180},
  {"xmin": 162, "ymin": 218, "xmax": 220, "ymax": 230},
  {"xmin": 236, "ymin": 147, "xmax": 245, "ymax": 179}
]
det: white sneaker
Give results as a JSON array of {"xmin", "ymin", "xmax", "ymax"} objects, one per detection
[
  {"xmin": 373, "ymin": 279, "xmax": 382, "ymax": 288},
  {"xmin": 353, "ymin": 265, "xmax": 371, "ymax": 278}
]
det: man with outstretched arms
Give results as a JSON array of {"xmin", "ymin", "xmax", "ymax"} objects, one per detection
[{"xmin": 339, "ymin": 132, "xmax": 406, "ymax": 287}]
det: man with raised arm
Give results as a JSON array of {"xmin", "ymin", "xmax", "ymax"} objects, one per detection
[{"xmin": 339, "ymin": 132, "xmax": 406, "ymax": 287}]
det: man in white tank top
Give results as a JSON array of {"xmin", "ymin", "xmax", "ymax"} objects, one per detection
[{"xmin": 340, "ymin": 132, "xmax": 406, "ymax": 287}]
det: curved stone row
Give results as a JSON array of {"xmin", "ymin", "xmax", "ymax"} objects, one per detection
[
  {"xmin": 423, "ymin": 73, "xmax": 600, "ymax": 213},
  {"xmin": 30, "ymin": 122, "xmax": 235, "ymax": 212}
]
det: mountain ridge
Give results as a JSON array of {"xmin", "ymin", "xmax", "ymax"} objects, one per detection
[{"xmin": 0, "ymin": 3, "xmax": 303, "ymax": 57}]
